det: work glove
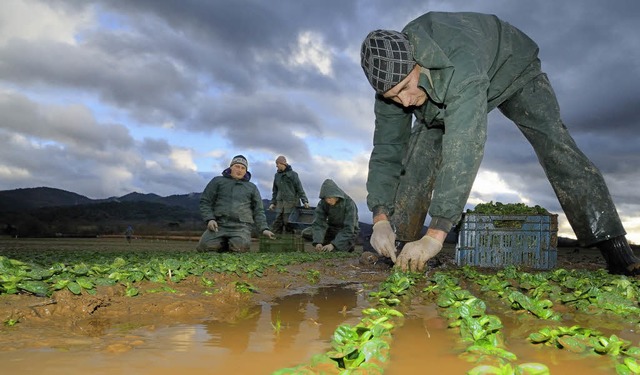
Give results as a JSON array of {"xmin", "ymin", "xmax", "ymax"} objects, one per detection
[
  {"xmin": 303, "ymin": 202, "xmax": 310, "ymax": 209},
  {"xmin": 207, "ymin": 220, "xmax": 218, "ymax": 232},
  {"xmin": 262, "ymin": 230, "xmax": 276, "ymax": 239},
  {"xmin": 370, "ymin": 220, "xmax": 397, "ymax": 263},
  {"xmin": 321, "ymin": 244, "xmax": 335, "ymax": 252},
  {"xmin": 315, "ymin": 244, "xmax": 323, "ymax": 252},
  {"xmin": 268, "ymin": 204, "xmax": 276, "ymax": 211},
  {"xmin": 396, "ymin": 235, "xmax": 443, "ymax": 272}
]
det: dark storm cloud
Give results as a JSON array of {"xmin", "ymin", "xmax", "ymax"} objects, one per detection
[{"xmin": 0, "ymin": 0, "xmax": 638, "ymax": 238}]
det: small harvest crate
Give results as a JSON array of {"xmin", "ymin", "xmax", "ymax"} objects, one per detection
[
  {"xmin": 259, "ymin": 234, "xmax": 304, "ymax": 253},
  {"xmin": 288, "ymin": 206, "xmax": 316, "ymax": 230},
  {"xmin": 455, "ymin": 213, "xmax": 558, "ymax": 269}
]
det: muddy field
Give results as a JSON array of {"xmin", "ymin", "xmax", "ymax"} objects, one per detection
[{"xmin": 0, "ymin": 237, "xmax": 635, "ymax": 374}]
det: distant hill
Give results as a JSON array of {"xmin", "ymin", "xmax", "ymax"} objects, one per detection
[
  {"xmin": 0, "ymin": 187, "xmax": 94, "ymax": 211},
  {"xmin": 0, "ymin": 187, "xmax": 290, "ymax": 238},
  {"xmin": 0, "ymin": 187, "xmax": 579, "ymax": 248}
]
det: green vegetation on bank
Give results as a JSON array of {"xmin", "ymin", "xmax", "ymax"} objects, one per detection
[
  {"xmin": 0, "ymin": 249, "xmax": 353, "ymax": 297},
  {"xmin": 466, "ymin": 202, "xmax": 550, "ymax": 215}
]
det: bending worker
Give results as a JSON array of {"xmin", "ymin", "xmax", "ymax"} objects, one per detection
[{"xmin": 360, "ymin": 11, "xmax": 640, "ymax": 275}]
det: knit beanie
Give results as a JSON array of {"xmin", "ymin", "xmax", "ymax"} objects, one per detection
[
  {"xmin": 230, "ymin": 154, "xmax": 248, "ymax": 169},
  {"xmin": 360, "ymin": 29, "xmax": 415, "ymax": 94},
  {"xmin": 275, "ymin": 155, "xmax": 287, "ymax": 165}
]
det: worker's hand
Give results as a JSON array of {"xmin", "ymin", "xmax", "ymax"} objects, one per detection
[
  {"xmin": 370, "ymin": 220, "xmax": 397, "ymax": 263},
  {"xmin": 321, "ymin": 244, "xmax": 335, "ymax": 252},
  {"xmin": 207, "ymin": 220, "xmax": 218, "ymax": 232},
  {"xmin": 303, "ymin": 202, "xmax": 310, "ymax": 209},
  {"xmin": 315, "ymin": 244, "xmax": 323, "ymax": 252},
  {"xmin": 262, "ymin": 230, "xmax": 276, "ymax": 239},
  {"xmin": 268, "ymin": 204, "xmax": 276, "ymax": 211},
  {"xmin": 396, "ymin": 235, "xmax": 443, "ymax": 272}
]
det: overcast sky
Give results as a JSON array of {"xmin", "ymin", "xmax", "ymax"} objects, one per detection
[{"xmin": 1, "ymin": 0, "xmax": 639, "ymax": 243}]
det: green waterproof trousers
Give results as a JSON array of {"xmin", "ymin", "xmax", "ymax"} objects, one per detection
[
  {"xmin": 392, "ymin": 67, "xmax": 625, "ymax": 246},
  {"xmin": 196, "ymin": 220, "xmax": 253, "ymax": 252}
]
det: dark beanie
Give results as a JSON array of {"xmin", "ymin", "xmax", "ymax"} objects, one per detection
[
  {"xmin": 230, "ymin": 154, "xmax": 248, "ymax": 169},
  {"xmin": 360, "ymin": 29, "xmax": 415, "ymax": 94}
]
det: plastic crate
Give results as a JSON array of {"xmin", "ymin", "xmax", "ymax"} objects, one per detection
[
  {"xmin": 455, "ymin": 214, "xmax": 558, "ymax": 269},
  {"xmin": 288, "ymin": 206, "xmax": 316, "ymax": 230},
  {"xmin": 259, "ymin": 234, "xmax": 304, "ymax": 252}
]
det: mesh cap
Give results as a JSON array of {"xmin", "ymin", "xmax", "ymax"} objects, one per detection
[{"xmin": 361, "ymin": 29, "xmax": 415, "ymax": 94}]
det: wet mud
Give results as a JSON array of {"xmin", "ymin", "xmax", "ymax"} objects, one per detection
[{"xmin": 0, "ymin": 238, "xmax": 635, "ymax": 374}]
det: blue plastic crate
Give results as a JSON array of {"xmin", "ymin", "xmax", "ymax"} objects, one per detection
[{"xmin": 455, "ymin": 214, "xmax": 558, "ymax": 269}]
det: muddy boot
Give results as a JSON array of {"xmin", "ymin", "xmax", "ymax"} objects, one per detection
[{"xmin": 596, "ymin": 236, "xmax": 640, "ymax": 276}]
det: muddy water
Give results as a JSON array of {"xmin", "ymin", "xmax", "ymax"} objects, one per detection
[
  {"xmin": 1, "ymin": 285, "xmax": 635, "ymax": 374},
  {"xmin": 0, "ymin": 285, "xmax": 369, "ymax": 375}
]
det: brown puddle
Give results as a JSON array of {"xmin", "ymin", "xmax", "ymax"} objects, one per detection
[
  {"xmin": 2, "ymin": 284, "xmax": 634, "ymax": 375},
  {"xmin": 0, "ymin": 285, "xmax": 370, "ymax": 375}
]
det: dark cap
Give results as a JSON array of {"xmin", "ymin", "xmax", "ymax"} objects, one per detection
[{"xmin": 361, "ymin": 29, "xmax": 415, "ymax": 94}]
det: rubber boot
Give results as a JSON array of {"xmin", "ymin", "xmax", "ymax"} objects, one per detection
[{"xmin": 596, "ymin": 236, "xmax": 640, "ymax": 276}]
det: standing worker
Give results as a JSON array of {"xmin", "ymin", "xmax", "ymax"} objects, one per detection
[
  {"xmin": 360, "ymin": 11, "xmax": 640, "ymax": 275},
  {"xmin": 310, "ymin": 179, "xmax": 359, "ymax": 252},
  {"xmin": 269, "ymin": 155, "xmax": 310, "ymax": 234},
  {"xmin": 197, "ymin": 155, "xmax": 275, "ymax": 252}
]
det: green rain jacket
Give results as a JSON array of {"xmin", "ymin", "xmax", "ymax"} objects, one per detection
[
  {"xmin": 199, "ymin": 168, "xmax": 269, "ymax": 231},
  {"xmin": 367, "ymin": 12, "xmax": 541, "ymax": 232},
  {"xmin": 270, "ymin": 165, "xmax": 309, "ymax": 213},
  {"xmin": 312, "ymin": 179, "xmax": 360, "ymax": 251}
]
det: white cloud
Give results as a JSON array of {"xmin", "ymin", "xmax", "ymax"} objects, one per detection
[
  {"xmin": 289, "ymin": 31, "xmax": 333, "ymax": 76},
  {"xmin": 170, "ymin": 148, "xmax": 197, "ymax": 171},
  {"xmin": 0, "ymin": 0, "xmax": 92, "ymax": 46}
]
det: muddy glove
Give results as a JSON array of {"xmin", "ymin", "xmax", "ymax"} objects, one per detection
[
  {"xmin": 396, "ymin": 235, "xmax": 442, "ymax": 272},
  {"xmin": 321, "ymin": 244, "xmax": 335, "ymax": 252},
  {"xmin": 303, "ymin": 202, "xmax": 310, "ymax": 209},
  {"xmin": 207, "ymin": 220, "xmax": 218, "ymax": 232},
  {"xmin": 268, "ymin": 204, "xmax": 276, "ymax": 211},
  {"xmin": 262, "ymin": 230, "xmax": 276, "ymax": 239},
  {"xmin": 370, "ymin": 220, "xmax": 397, "ymax": 263},
  {"xmin": 315, "ymin": 244, "xmax": 323, "ymax": 251}
]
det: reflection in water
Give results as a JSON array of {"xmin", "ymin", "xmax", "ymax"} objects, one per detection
[
  {"xmin": 0, "ymin": 285, "xmax": 365, "ymax": 375},
  {"xmin": 205, "ymin": 305, "xmax": 262, "ymax": 353},
  {"xmin": 0, "ymin": 282, "xmax": 636, "ymax": 375},
  {"xmin": 202, "ymin": 285, "xmax": 360, "ymax": 357}
]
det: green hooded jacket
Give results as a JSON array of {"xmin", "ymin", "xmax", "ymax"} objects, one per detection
[
  {"xmin": 270, "ymin": 165, "xmax": 309, "ymax": 213},
  {"xmin": 312, "ymin": 179, "xmax": 360, "ymax": 251},
  {"xmin": 367, "ymin": 11, "xmax": 541, "ymax": 231},
  {"xmin": 199, "ymin": 168, "xmax": 269, "ymax": 231}
]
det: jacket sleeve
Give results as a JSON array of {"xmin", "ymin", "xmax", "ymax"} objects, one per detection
[
  {"xmin": 251, "ymin": 185, "xmax": 270, "ymax": 232},
  {"xmin": 330, "ymin": 200, "xmax": 359, "ymax": 251},
  {"xmin": 366, "ymin": 96, "xmax": 413, "ymax": 215},
  {"xmin": 293, "ymin": 172, "xmax": 308, "ymax": 205},
  {"xmin": 199, "ymin": 179, "xmax": 219, "ymax": 223},
  {"xmin": 270, "ymin": 174, "xmax": 278, "ymax": 205},
  {"xmin": 311, "ymin": 203, "xmax": 329, "ymax": 245},
  {"xmin": 429, "ymin": 76, "xmax": 489, "ymax": 231}
]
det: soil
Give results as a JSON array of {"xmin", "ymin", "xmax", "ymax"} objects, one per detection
[{"xmin": 0, "ymin": 236, "xmax": 614, "ymax": 354}]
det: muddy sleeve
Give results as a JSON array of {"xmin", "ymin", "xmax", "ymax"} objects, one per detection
[
  {"xmin": 428, "ymin": 76, "xmax": 490, "ymax": 231},
  {"xmin": 366, "ymin": 96, "xmax": 413, "ymax": 216}
]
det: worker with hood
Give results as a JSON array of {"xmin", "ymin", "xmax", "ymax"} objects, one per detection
[{"xmin": 310, "ymin": 179, "xmax": 359, "ymax": 252}]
